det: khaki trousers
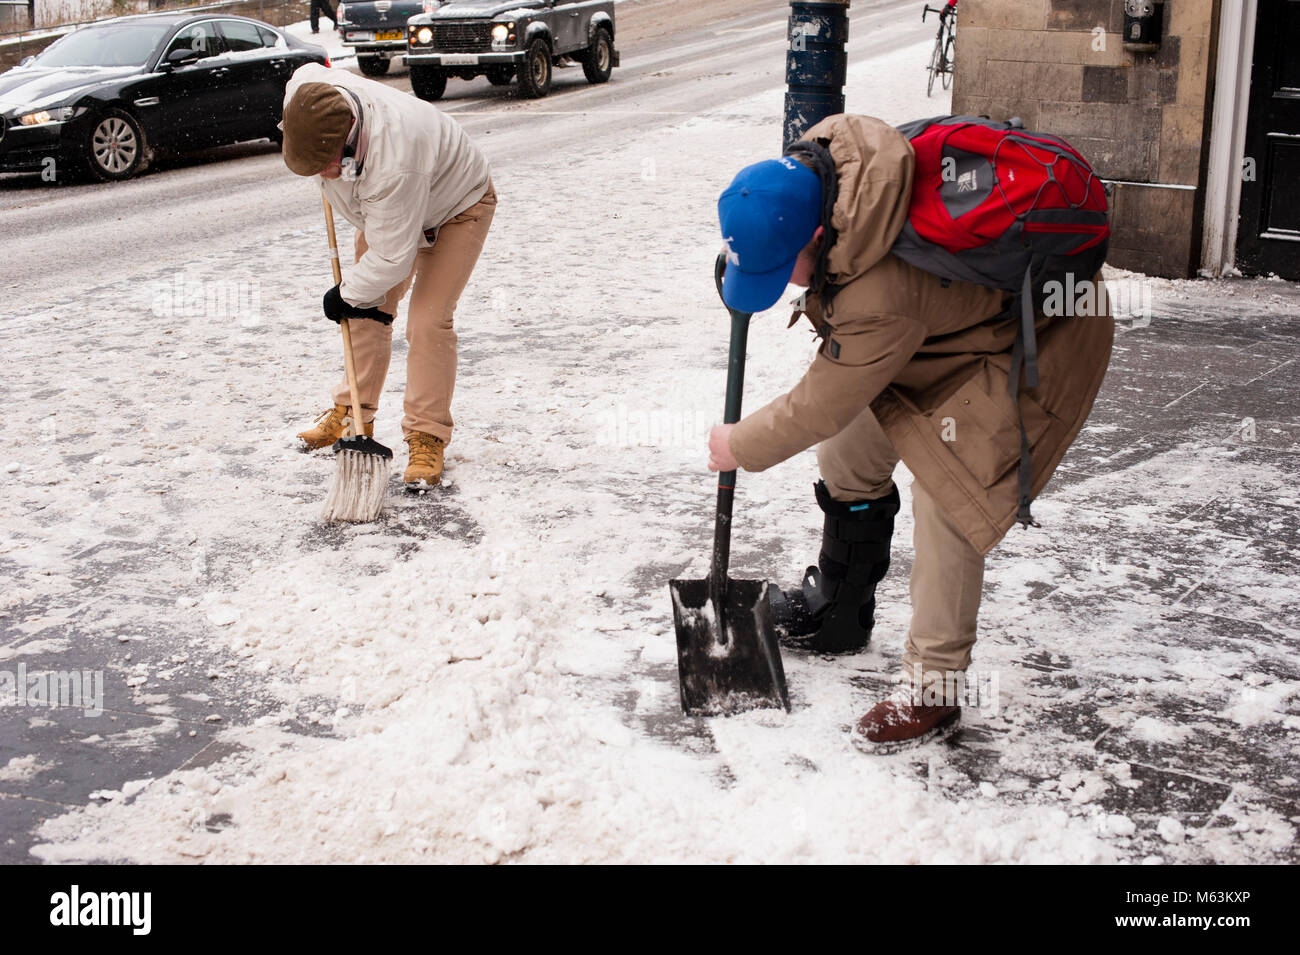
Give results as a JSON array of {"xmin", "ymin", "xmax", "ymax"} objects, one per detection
[
  {"xmin": 332, "ymin": 184, "xmax": 497, "ymax": 442},
  {"xmin": 817, "ymin": 404, "xmax": 985, "ymax": 683}
]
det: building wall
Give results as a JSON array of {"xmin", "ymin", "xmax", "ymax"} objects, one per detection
[{"xmin": 952, "ymin": 0, "xmax": 1218, "ymax": 277}]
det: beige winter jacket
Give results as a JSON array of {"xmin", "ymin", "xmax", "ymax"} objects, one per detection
[
  {"xmin": 729, "ymin": 114, "xmax": 1114, "ymax": 555},
  {"xmin": 285, "ymin": 63, "xmax": 491, "ymax": 308}
]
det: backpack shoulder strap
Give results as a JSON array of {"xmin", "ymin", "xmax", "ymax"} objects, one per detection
[{"xmin": 1008, "ymin": 265, "xmax": 1040, "ymax": 528}]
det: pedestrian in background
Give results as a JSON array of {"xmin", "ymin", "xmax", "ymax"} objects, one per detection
[{"xmin": 310, "ymin": 0, "xmax": 338, "ymax": 34}]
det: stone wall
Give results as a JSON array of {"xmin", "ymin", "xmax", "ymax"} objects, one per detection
[{"xmin": 952, "ymin": 0, "xmax": 1218, "ymax": 277}]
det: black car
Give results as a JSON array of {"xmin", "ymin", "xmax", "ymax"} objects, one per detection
[
  {"xmin": 338, "ymin": 1, "xmax": 439, "ymax": 76},
  {"xmin": 0, "ymin": 13, "xmax": 327, "ymax": 182},
  {"xmin": 404, "ymin": 0, "xmax": 617, "ymax": 100}
]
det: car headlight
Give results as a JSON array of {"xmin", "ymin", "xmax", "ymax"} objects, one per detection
[
  {"xmin": 337, "ymin": 3, "xmax": 346, "ymax": 21},
  {"xmin": 491, "ymin": 22, "xmax": 516, "ymax": 46},
  {"xmin": 19, "ymin": 106, "xmax": 75, "ymax": 126},
  {"xmin": 416, "ymin": 26, "xmax": 433, "ymax": 44}
]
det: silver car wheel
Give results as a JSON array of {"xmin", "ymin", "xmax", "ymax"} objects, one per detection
[{"xmin": 91, "ymin": 116, "xmax": 138, "ymax": 175}]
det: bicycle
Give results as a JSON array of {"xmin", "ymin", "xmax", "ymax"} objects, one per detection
[{"xmin": 922, "ymin": 2, "xmax": 957, "ymax": 97}]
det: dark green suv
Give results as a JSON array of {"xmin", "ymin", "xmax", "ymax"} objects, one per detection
[{"xmin": 404, "ymin": 0, "xmax": 618, "ymax": 100}]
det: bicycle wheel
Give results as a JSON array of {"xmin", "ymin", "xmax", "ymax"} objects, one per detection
[
  {"xmin": 927, "ymin": 34, "xmax": 942, "ymax": 96},
  {"xmin": 942, "ymin": 33, "xmax": 955, "ymax": 90}
]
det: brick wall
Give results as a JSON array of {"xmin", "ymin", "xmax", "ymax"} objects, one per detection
[{"xmin": 952, "ymin": 0, "xmax": 1218, "ymax": 277}]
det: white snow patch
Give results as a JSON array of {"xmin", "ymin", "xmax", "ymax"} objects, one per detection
[{"xmin": 0, "ymin": 754, "xmax": 52, "ymax": 782}]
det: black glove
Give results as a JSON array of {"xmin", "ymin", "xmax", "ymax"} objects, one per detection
[{"xmin": 323, "ymin": 284, "xmax": 394, "ymax": 325}]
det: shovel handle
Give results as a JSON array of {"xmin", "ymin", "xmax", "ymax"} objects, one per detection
[
  {"xmin": 323, "ymin": 196, "xmax": 365, "ymax": 441},
  {"xmin": 709, "ymin": 253, "xmax": 753, "ymax": 603},
  {"xmin": 713, "ymin": 252, "xmax": 753, "ymax": 433}
]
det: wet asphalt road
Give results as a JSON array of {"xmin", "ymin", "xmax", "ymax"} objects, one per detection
[{"xmin": 0, "ymin": 0, "xmax": 923, "ymax": 297}]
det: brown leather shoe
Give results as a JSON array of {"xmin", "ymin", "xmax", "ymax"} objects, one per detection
[
  {"xmin": 298, "ymin": 404, "xmax": 372, "ymax": 451},
  {"xmin": 403, "ymin": 431, "xmax": 446, "ymax": 488},
  {"xmin": 851, "ymin": 698, "xmax": 960, "ymax": 754}
]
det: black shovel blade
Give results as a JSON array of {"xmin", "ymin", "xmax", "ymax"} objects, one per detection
[
  {"xmin": 331, "ymin": 435, "xmax": 393, "ymax": 459},
  {"xmin": 669, "ymin": 576, "xmax": 790, "ymax": 716}
]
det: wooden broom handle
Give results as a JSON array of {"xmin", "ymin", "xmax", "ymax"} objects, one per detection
[{"xmin": 322, "ymin": 196, "xmax": 365, "ymax": 440}]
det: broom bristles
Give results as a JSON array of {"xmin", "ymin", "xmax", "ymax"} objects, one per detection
[{"xmin": 322, "ymin": 450, "xmax": 391, "ymax": 523}]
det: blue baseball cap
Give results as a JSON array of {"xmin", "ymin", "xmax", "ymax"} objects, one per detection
[{"xmin": 717, "ymin": 157, "xmax": 822, "ymax": 313}]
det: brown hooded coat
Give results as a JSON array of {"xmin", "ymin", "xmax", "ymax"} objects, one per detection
[{"xmin": 728, "ymin": 114, "xmax": 1114, "ymax": 556}]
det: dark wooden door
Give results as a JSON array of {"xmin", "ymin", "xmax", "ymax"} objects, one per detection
[{"xmin": 1238, "ymin": 1, "xmax": 1300, "ymax": 277}]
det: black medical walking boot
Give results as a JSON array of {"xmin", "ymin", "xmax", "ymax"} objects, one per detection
[{"xmin": 771, "ymin": 480, "xmax": 899, "ymax": 653}]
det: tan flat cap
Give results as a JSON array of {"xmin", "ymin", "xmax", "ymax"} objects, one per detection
[{"xmin": 282, "ymin": 82, "xmax": 354, "ymax": 176}]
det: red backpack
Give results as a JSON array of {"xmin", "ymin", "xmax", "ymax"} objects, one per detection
[{"xmin": 890, "ymin": 114, "xmax": 1111, "ymax": 526}]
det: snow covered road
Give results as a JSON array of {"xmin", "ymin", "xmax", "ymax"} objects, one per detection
[{"xmin": 1, "ymin": 0, "xmax": 1297, "ymax": 864}]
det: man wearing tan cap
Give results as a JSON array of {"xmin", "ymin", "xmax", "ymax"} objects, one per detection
[{"xmin": 284, "ymin": 62, "xmax": 495, "ymax": 489}]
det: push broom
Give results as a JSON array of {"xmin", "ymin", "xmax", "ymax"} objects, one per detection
[{"xmin": 320, "ymin": 196, "xmax": 393, "ymax": 523}]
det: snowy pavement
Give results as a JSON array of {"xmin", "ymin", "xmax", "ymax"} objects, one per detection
[{"xmin": 2, "ymin": 4, "xmax": 1298, "ymax": 864}]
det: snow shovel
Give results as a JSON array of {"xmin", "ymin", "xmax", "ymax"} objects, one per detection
[{"xmin": 669, "ymin": 254, "xmax": 790, "ymax": 716}]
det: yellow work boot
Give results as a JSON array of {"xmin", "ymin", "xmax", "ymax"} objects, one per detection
[
  {"xmin": 404, "ymin": 431, "xmax": 445, "ymax": 488},
  {"xmin": 297, "ymin": 404, "xmax": 372, "ymax": 451}
]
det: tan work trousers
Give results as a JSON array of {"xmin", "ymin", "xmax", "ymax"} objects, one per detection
[
  {"xmin": 817, "ymin": 404, "xmax": 985, "ymax": 684},
  {"xmin": 331, "ymin": 184, "xmax": 497, "ymax": 442}
]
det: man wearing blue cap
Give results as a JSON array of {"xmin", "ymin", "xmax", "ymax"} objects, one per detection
[{"xmin": 708, "ymin": 115, "xmax": 1112, "ymax": 753}]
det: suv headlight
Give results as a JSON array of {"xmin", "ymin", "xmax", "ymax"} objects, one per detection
[
  {"xmin": 491, "ymin": 22, "xmax": 516, "ymax": 47},
  {"xmin": 19, "ymin": 106, "xmax": 76, "ymax": 126},
  {"xmin": 415, "ymin": 25, "xmax": 433, "ymax": 44}
]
